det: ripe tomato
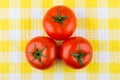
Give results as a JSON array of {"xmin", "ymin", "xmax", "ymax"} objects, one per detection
[
  {"xmin": 43, "ymin": 6, "xmax": 77, "ymax": 40},
  {"xmin": 60, "ymin": 37, "xmax": 92, "ymax": 69},
  {"xmin": 25, "ymin": 36, "xmax": 58, "ymax": 70}
]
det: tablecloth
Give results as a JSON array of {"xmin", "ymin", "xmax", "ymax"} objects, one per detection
[{"xmin": 0, "ymin": 0, "xmax": 120, "ymax": 80}]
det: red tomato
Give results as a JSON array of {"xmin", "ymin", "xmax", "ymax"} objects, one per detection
[
  {"xmin": 60, "ymin": 37, "xmax": 92, "ymax": 69},
  {"xmin": 25, "ymin": 36, "xmax": 58, "ymax": 70},
  {"xmin": 43, "ymin": 6, "xmax": 77, "ymax": 40}
]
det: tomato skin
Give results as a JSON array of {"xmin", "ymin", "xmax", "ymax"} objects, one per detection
[
  {"xmin": 25, "ymin": 36, "xmax": 58, "ymax": 70},
  {"xmin": 43, "ymin": 6, "xmax": 77, "ymax": 40},
  {"xmin": 60, "ymin": 37, "xmax": 92, "ymax": 69}
]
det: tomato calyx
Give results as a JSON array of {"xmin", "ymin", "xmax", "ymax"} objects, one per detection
[
  {"xmin": 51, "ymin": 11, "xmax": 68, "ymax": 24},
  {"xmin": 70, "ymin": 45, "xmax": 88, "ymax": 66},
  {"xmin": 28, "ymin": 43, "xmax": 47, "ymax": 64}
]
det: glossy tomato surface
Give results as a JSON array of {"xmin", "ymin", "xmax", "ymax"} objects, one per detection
[
  {"xmin": 25, "ymin": 36, "xmax": 58, "ymax": 70},
  {"xmin": 60, "ymin": 37, "xmax": 92, "ymax": 69},
  {"xmin": 43, "ymin": 6, "xmax": 77, "ymax": 40}
]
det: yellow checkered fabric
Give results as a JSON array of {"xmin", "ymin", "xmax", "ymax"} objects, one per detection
[{"xmin": 0, "ymin": 0, "xmax": 120, "ymax": 80}]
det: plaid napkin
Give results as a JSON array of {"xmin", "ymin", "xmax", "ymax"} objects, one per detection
[{"xmin": 0, "ymin": 0, "xmax": 120, "ymax": 80}]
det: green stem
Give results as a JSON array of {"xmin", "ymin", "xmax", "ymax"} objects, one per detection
[
  {"xmin": 51, "ymin": 10, "xmax": 68, "ymax": 24},
  {"xmin": 27, "ymin": 43, "xmax": 47, "ymax": 64},
  {"xmin": 70, "ymin": 45, "xmax": 88, "ymax": 66}
]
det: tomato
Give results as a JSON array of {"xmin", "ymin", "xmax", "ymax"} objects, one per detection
[
  {"xmin": 25, "ymin": 36, "xmax": 58, "ymax": 70},
  {"xmin": 43, "ymin": 6, "xmax": 77, "ymax": 40},
  {"xmin": 60, "ymin": 37, "xmax": 92, "ymax": 69}
]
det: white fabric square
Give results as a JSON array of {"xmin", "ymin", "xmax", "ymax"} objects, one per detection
[
  {"xmin": 99, "ymin": 52, "xmax": 110, "ymax": 63},
  {"xmin": 32, "ymin": 73, "xmax": 42, "ymax": 80},
  {"xmin": 32, "ymin": 30, "xmax": 42, "ymax": 37},
  {"xmin": 98, "ymin": 30, "xmax": 109, "ymax": 40},
  {"xmin": 32, "ymin": 8, "xmax": 42, "ymax": 19},
  {"xmin": 54, "ymin": 73, "xmax": 64, "ymax": 80},
  {"xmin": 9, "ymin": 52, "xmax": 20, "ymax": 63},
  {"xmin": 9, "ymin": 8, "xmax": 20, "ymax": 19},
  {"xmin": 9, "ymin": 30, "xmax": 20, "ymax": 41},
  {"xmin": 99, "ymin": 73, "xmax": 110, "ymax": 80},
  {"xmin": 76, "ymin": 29, "xmax": 86, "ymax": 38},
  {"xmin": 74, "ymin": 8, "xmax": 85, "ymax": 18},
  {"xmin": 10, "ymin": 74, "xmax": 20, "ymax": 80},
  {"xmin": 98, "ymin": 8, "xmax": 108, "ymax": 18},
  {"xmin": 76, "ymin": 73, "xmax": 87, "ymax": 80}
]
